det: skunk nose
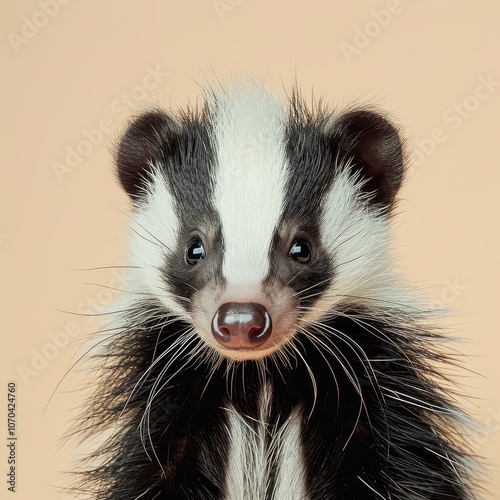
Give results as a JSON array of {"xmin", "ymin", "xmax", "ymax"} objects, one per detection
[{"xmin": 211, "ymin": 302, "xmax": 272, "ymax": 349}]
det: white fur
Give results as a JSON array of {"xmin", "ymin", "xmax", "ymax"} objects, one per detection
[
  {"xmin": 271, "ymin": 411, "xmax": 308, "ymax": 500},
  {"xmin": 310, "ymin": 167, "xmax": 415, "ymax": 319},
  {"xmin": 223, "ymin": 383, "xmax": 307, "ymax": 500},
  {"xmin": 128, "ymin": 166, "xmax": 189, "ymax": 320},
  {"xmin": 211, "ymin": 84, "xmax": 287, "ymax": 289}
]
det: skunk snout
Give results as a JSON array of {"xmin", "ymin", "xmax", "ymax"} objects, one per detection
[{"xmin": 211, "ymin": 302, "xmax": 272, "ymax": 349}]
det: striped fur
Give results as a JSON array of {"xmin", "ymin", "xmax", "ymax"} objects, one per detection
[{"xmin": 72, "ymin": 83, "xmax": 480, "ymax": 499}]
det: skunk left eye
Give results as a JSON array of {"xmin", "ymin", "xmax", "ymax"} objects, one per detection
[
  {"xmin": 289, "ymin": 240, "xmax": 311, "ymax": 264},
  {"xmin": 186, "ymin": 240, "xmax": 206, "ymax": 265}
]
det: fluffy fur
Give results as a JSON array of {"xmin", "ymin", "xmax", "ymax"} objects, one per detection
[{"xmin": 72, "ymin": 82, "xmax": 479, "ymax": 499}]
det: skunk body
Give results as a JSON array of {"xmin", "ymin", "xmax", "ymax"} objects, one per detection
[{"xmin": 78, "ymin": 84, "xmax": 477, "ymax": 499}]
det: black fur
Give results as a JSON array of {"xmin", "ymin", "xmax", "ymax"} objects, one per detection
[
  {"xmin": 75, "ymin": 301, "xmax": 476, "ymax": 499},
  {"xmin": 73, "ymin": 87, "xmax": 479, "ymax": 499}
]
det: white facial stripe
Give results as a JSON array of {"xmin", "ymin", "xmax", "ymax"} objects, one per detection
[
  {"xmin": 313, "ymin": 167, "xmax": 401, "ymax": 316},
  {"xmin": 211, "ymin": 84, "xmax": 287, "ymax": 287},
  {"xmin": 128, "ymin": 167, "xmax": 188, "ymax": 319}
]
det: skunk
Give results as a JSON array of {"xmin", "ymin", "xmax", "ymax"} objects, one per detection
[{"xmin": 76, "ymin": 83, "xmax": 478, "ymax": 499}]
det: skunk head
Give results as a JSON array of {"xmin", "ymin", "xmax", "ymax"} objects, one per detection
[{"xmin": 116, "ymin": 85, "xmax": 404, "ymax": 361}]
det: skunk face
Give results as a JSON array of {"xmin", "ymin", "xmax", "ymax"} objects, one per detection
[
  {"xmin": 79, "ymin": 83, "xmax": 477, "ymax": 500},
  {"xmin": 117, "ymin": 85, "xmax": 404, "ymax": 362}
]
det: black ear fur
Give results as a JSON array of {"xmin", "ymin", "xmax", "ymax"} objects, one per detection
[
  {"xmin": 116, "ymin": 111, "xmax": 179, "ymax": 201},
  {"xmin": 330, "ymin": 110, "xmax": 404, "ymax": 207}
]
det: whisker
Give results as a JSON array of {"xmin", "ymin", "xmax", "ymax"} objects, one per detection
[
  {"xmin": 43, "ymin": 322, "xmax": 126, "ymax": 417},
  {"xmin": 70, "ymin": 265, "xmax": 141, "ymax": 271},
  {"xmin": 288, "ymin": 339, "xmax": 317, "ymax": 418},
  {"xmin": 291, "ymin": 276, "xmax": 333, "ymax": 299},
  {"xmin": 284, "ymin": 267, "xmax": 307, "ymax": 287},
  {"xmin": 81, "ymin": 282, "xmax": 153, "ymax": 297},
  {"xmin": 115, "ymin": 205, "xmax": 173, "ymax": 252}
]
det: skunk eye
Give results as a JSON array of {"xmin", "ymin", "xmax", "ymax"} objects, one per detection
[
  {"xmin": 186, "ymin": 240, "xmax": 206, "ymax": 265},
  {"xmin": 289, "ymin": 240, "xmax": 311, "ymax": 264}
]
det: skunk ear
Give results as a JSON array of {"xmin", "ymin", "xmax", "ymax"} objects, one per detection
[
  {"xmin": 116, "ymin": 111, "xmax": 178, "ymax": 201},
  {"xmin": 330, "ymin": 110, "xmax": 404, "ymax": 207}
]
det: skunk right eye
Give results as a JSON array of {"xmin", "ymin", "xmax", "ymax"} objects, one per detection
[
  {"xmin": 289, "ymin": 239, "xmax": 311, "ymax": 264},
  {"xmin": 185, "ymin": 240, "xmax": 206, "ymax": 265}
]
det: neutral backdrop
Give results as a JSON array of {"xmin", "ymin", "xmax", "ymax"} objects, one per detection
[{"xmin": 1, "ymin": 1, "xmax": 499, "ymax": 498}]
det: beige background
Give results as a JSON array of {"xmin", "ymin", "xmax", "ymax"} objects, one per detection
[{"xmin": 1, "ymin": 1, "xmax": 499, "ymax": 498}]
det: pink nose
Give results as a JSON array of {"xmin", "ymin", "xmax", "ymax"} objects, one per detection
[{"xmin": 211, "ymin": 303, "xmax": 272, "ymax": 349}]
